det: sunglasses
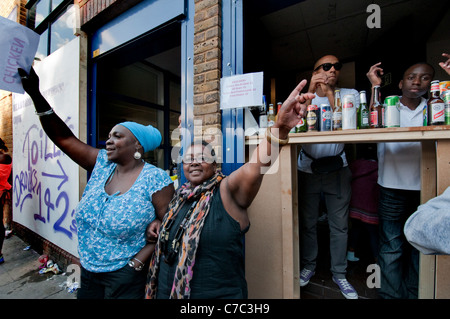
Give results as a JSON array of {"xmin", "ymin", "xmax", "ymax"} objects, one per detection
[
  {"xmin": 182, "ymin": 154, "xmax": 215, "ymax": 164},
  {"xmin": 314, "ymin": 62, "xmax": 343, "ymax": 72}
]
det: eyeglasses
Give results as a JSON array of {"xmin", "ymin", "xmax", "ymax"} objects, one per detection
[
  {"xmin": 182, "ymin": 154, "xmax": 215, "ymax": 164},
  {"xmin": 314, "ymin": 62, "xmax": 343, "ymax": 72}
]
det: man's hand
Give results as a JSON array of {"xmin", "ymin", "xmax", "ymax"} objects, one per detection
[
  {"xmin": 308, "ymin": 72, "xmax": 329, "ymax": 94},
  {"xmin": 366, "ymin": 62, "xmax": 383, "ymax": 87},
  {"xmin": 439, "ymin": 53, "xmax": 450, "ymax": 76}
]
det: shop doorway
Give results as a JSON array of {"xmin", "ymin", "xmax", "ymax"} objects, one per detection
[
  {"xmin": 93, "ymin": 24, "xmax": 182, "ymax": 172},
  {"xmin": 243, "ymin": 0, "xmax": 450, "ymax": 299}
]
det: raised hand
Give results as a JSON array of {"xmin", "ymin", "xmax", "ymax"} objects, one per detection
[
  {"xmin": 274, "ymin": 79, "xmax": 315, "ymax": 136},
  {"xmin": 366, "ymin": 62, "xmax": 383, "ymax": 87}
]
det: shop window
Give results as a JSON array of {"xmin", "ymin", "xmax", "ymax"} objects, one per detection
[{"xmin": 26, "ymin": 0, "xmax": 76, "ymax": 60}]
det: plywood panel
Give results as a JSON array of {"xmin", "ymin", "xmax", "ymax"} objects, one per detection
[
  {"xmin": 246, "ymin": 160, "xmax": 284, "ymax": 298},
  {"xmin": 419, "ymin": 140, "xmax": 437, "ymax": 299}
]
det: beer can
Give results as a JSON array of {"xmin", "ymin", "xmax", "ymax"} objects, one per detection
[
  {"xmin": 439, "ymin": 81, "xmax": 450, "ymax": 98},
  {"xmin": 295, "ymin": 118, "xmax": 307, "ymax": 133},
  {"xmin": 306, "ymin": 105, "xmax": 319, "ymax": 131},
  {"xmin": 443, "ymin": 90, "xmax": 450, "ymax": 125},
  {"xmin": 422, "ymin": 104, "xmax": 428, "ymax": 126},
  {"xmin": 342, "ymin": 94, "xmax": 356, "ymax": 130},
  {"xmin": 319, "ymin": 104, "xmax": 332, "ymax": 131},
  {"xmin": 384, "ymin": 95, "xmax": 400, "ymax": 127}
]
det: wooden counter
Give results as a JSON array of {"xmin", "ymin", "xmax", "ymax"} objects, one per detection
[{"xmin": 245, "ymin": 126, "xmax": 450, "ymax": 299}]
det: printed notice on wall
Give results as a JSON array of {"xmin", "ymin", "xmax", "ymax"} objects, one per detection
[
  {"xmin": 12, "ymin": 37, "xmax": 80, "ymax": 257},
  {"xmin": 220, "ymin": 72, "xmax": 263, "ymax": 110},
  {"xmin": 0, "ymin": 16, "xmax": 40, "ymax": 94}
]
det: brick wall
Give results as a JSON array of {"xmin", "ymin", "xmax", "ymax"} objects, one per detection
[{"xmin": 193, "ymin": 0, "xmax": 222, "ymax": 156}]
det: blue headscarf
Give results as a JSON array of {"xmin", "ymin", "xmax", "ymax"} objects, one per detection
[{"xmin": 118, "ymin": 122, "xmax": 162, "ymax": 153}]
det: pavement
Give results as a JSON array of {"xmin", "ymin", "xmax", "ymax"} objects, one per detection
[{"xmin": 0, "ymin": 233, "xmax": 77, "ymax": 299}]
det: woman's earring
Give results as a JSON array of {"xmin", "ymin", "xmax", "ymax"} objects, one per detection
[{"xmin": 134, "ymin": 151, "xmax": 142, "ymax": 160}]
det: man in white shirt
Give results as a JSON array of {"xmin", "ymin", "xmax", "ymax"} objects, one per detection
[
  {"xmin": 366, "ymin": 61, "xmax": 434, "ymax": 299},
  {"xmin": 298, "ymin": 55, "xmax": 359, "ymax": 299}
]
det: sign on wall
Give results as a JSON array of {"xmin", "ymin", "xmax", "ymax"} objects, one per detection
[
  {"xmin": 220, "ymin": 71, "xmax": 263, "ymax": 110},
  {"xmin": 12, "ymin": 37, "xmax": 80, "ymax": 257}
]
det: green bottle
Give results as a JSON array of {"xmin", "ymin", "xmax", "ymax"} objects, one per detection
[{"xmin": 358, "ymin": 90, "xmax": 369, "ymax": 129}]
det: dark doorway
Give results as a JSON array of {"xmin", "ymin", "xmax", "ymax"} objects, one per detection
[{"xmin": 95, "ymin": 23, "xmax": 182, "ymax": 171}]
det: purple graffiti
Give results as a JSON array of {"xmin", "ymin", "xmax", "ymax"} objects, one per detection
[{"xmin": 13, "ymin": 117, "xmax": 77, "ymax": 240}]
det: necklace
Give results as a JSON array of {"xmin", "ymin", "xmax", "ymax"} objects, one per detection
[{"xmin": 160, "ymin": 200, "xmax": 198, "ymax": 265}]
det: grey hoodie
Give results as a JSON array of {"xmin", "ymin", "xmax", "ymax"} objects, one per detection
[{"xmin": 404, "ymin": 186, "xmax": 450, "ymax": 255}]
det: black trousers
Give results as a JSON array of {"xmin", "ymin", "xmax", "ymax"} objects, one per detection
[{"xmin": 77, "ymin": 264, "xmax": 147, "ymax": 299}]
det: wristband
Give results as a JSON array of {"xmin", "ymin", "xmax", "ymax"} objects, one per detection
[
  {"xmin": 265, "ymin": 127, "xmax": 289, "ymax": 145},
  {"xmin": 36, "ymin": 108, "xmax": 54, "ymax": 117}
]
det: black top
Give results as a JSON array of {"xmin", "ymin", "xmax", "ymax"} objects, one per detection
[{"xmin": 156, "ymin": 186, "xmax": 249, "ymax": 299}]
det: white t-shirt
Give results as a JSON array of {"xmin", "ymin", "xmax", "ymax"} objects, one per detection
[
  {"xmin": 297, "ymin": 88, "xmax": 360, "ymax": 173},
  {"xmin": 377, "ymin": 97, "xmax": 426, "ymax": 191}
]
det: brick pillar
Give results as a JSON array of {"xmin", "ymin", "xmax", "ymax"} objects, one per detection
[{"xmin": 193, "ymin": 0, "xmax": 222, "ymax": 159}]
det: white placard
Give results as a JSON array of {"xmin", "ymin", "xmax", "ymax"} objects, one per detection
[
  {"xmin": 0, "ymin": 16, "xmax": 40, "ymax": 94},
  {"xmin": 220, "ymin": 72, "xmax": 263, "ymax": 110},
  {"xmin": 12, "ymin": 37, "xmax": 80, "ymax": 257}
]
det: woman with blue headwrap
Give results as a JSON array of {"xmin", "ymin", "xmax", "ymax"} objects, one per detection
[{"xmin": 19, "ymin": 67, "xmax": 175, "ymax": 299}]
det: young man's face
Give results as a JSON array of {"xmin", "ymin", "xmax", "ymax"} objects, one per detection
[{"xmin": 399, "ymin": 64, "xmax": 434, "ymax": 99}]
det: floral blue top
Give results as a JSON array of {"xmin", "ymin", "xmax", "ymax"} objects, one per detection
[{"xmin": 76, "ymin": 149, "xmax": 172, "ymax": 272}]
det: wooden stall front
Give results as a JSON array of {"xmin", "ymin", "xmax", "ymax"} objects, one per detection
[{"xmin": 245, "ymin": 126, "xmax": 450, "ymax": 299}]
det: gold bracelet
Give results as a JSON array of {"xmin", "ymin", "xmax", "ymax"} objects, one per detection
[{"xmin": 265, "ymin": 127, "xmax": 289, "ymax": 145}]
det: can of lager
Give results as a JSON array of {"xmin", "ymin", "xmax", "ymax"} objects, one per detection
[
  {"xmin": 320, "ymin": 104, "xmax": 332, "ymax": 131},
  {"xmin": 306, "ymin": 105, "xmax": 319, "ymax": 131},
  {"xmin": 384, "ymin": 96, "xmax": 400, "ymax": 127},
  {"xmin": 295, "ymin": 118, "xmax": 307, "ymax": 133},
  {"xmin": 342, "ymin": 94, "xmax": 356, "ymax": 130},
  {"xmin": 439, "ymin": 81, "xmax": 450, "ymax": 98},
  {"xmin": 443, "ymin": 90, "xmax": 450, "ymax": 125},
  {"xmin": 423, "ymin": 104, "xmax": 428, "ymax": 126}
]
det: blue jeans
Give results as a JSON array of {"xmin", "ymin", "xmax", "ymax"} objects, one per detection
[{"xmin": 378, "ymin": 186, "xmax": 420, "ymax": 299}]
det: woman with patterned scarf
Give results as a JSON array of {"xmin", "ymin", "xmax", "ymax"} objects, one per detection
[{"xmin": 145, "ymin": 80, "xmax": 315, "ymax": 299}]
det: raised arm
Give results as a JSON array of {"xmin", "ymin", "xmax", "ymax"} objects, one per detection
[
  {"xmin": 19, "ymin": 67, "xmax": 99, "ymax": 171},
  {"xmin": 439, "ymin": 53, "xmax": 450, "ymax": 76},
  {"xmin": 224, "ymin": 80, "xmax": 315, "ymax": 209}
]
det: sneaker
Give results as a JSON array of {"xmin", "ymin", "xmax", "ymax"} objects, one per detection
[
  {"xmin": 0, "ymin": 254, "xmax": 4, "ymax": 264},
  {"xmin": 332, "ymin": 277, "xmax": 358, "ymax": 299},
  {"xmin": 299, "ymin": 268, "xmax": 315, "ymax": 287}
]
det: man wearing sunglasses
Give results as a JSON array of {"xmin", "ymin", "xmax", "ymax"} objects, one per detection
[{"xmin": 298, "ymin": 55, "xmax": 359, "ymax": 299}]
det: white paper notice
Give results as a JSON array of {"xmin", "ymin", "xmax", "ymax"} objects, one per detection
[
  {"xmin": 220, "ymin": 72, "xmax": 263, "ymax": 110},
  {"xmin": 0, "ymin": 16, "xmax": 40, "ymax": 94}
]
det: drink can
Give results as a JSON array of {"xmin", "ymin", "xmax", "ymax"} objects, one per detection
[
  {"xmin": 439, "ymin": 81, "xmax": 450, "ymax": 98},
  {"xmin": 306, "ymin": 105, "xmax": 319, "ymax": 131},
  {"xmin": 319, "ymin": 104, "xmax": 332, "ymax": 131},
  {"xmin": 295, "ymin": 118, "xmax": 307, "ymax": 133},
  {"xmin": 342, "ymin": 94, "xmax": 356, "ymax": 130},
  {"xmin": 443, "ymin": 90, "xmax": 450, "ymax": 125},
  {"xmin": 384, "ymin": 95, "xmax": 400, "ymax": 127}
]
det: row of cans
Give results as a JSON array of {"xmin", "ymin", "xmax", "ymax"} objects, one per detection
[
  {"xmin": 306, "ymin": 104, "xmax": 332, "ymax": 132},
  {"xmin": 305, "ymin": 94, "xmax": 357, "ymax": 132}
]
